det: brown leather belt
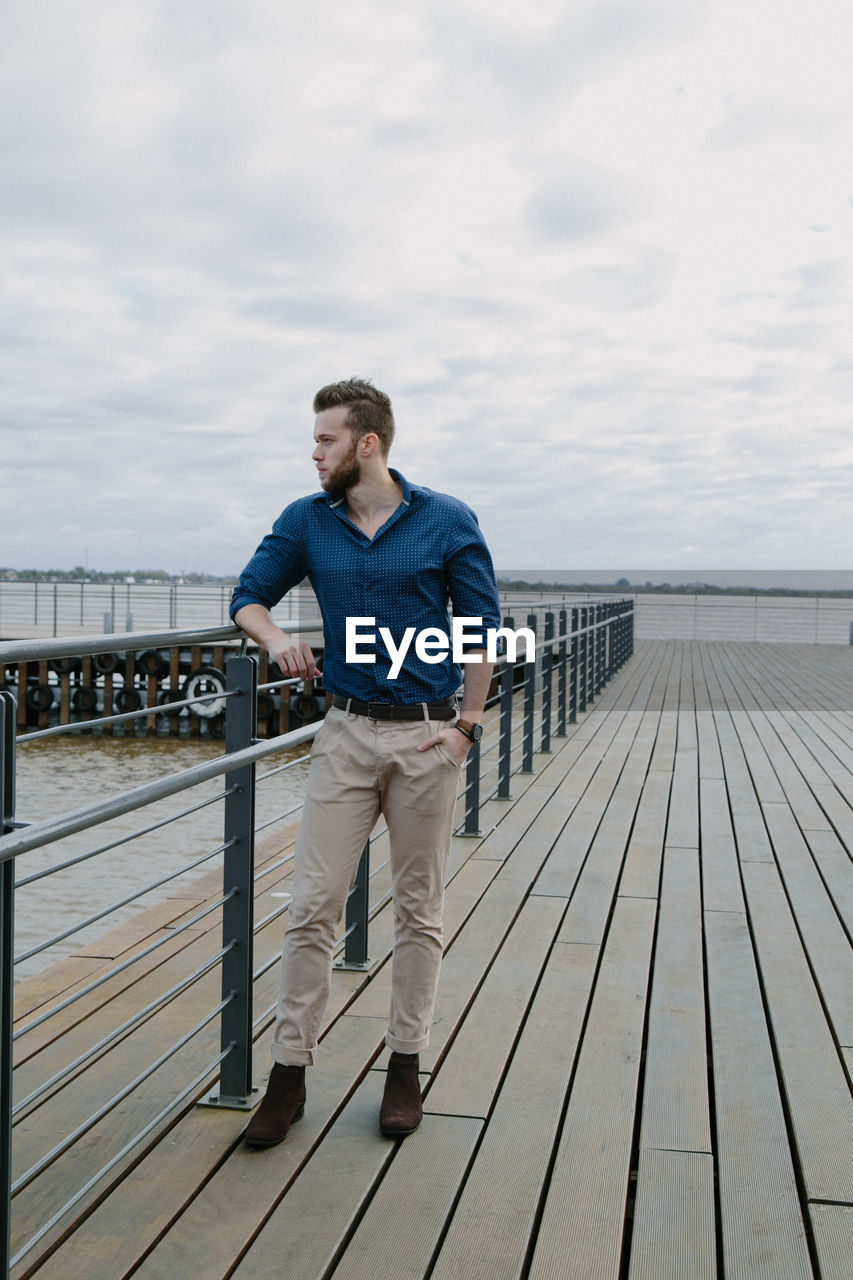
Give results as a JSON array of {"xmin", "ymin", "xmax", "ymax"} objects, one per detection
[{"xmin": 331, "ymin": 694, "xmax": 457, "ymax": 721}]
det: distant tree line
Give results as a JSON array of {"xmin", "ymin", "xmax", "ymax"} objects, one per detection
[
  {"xmin": 4, "ymin": 568, "xmax": 850, "ymax": 599},
  {"xmin": 1, "ymin": 567, "xmax": 237, "ymax": 585},
  {"xmin": 497, "ymin": 578, "xmax": 853, "ymax": 599}
]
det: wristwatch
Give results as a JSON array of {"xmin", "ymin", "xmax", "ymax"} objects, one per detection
[{"xmin": 454, "ymin": 719, "xmax": 483, "ymax": 743}]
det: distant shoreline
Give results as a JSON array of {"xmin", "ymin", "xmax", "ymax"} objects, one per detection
[
  {"xmin": 497, "ymin": 578, "xmax": 853, "ymax": 599},
  {"xmin": 4, "ymin": 566, "xmax": 852, "ymax": 598}
]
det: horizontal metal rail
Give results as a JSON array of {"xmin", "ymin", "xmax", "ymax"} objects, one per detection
[
  {"xmin": 10, "ymin": 1040, "xmax": 236, "ymax": 1271},
  {"xmin": 0, "ymin": 721, "xmax": 318, "ymax": 864},
  {"xmin": 16, "ymin": 836, "xmax": 236, "ymax": 965},
  {"xmin": 15, "ymin": 786, "xmax": 234, "ymax": 886},
  {"xmin": 14, "ymin": 948, "xmax": 227, "ymax": 1119},
  {"xmin": 13, "ymin": 890, "xmax": 238, "ymax": 1042}
]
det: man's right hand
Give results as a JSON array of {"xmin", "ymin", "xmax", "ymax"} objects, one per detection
[
  {"xmin": 270, "ymin": 637, "xmax": 322, "ymax": 681},
  {"xmin": 233, "ymin": 604, "xmax": 322, "ymax": 681}
]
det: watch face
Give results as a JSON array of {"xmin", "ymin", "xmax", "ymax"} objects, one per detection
[{"xmin": 471, "ymin": 723, "xmax": 484, "ymax": 741}]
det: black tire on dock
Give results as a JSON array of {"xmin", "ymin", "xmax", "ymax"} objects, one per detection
[
  {"xmin": 115, "ymin": 687, "xmax": 142, "ymax": 713},
  {"xmin": 26, "ymin": 683, "xmax": 54, "ymax": 711},
  {"xmin": 156, "ymin": 689, "xmax": 184, "ymax": 715},
  {"xmin": 93, "ymin": 652, "xmax": 120, "ymax": 674},
  {"xmin": 138, "ymin": 650, "xmax": 168, "ymax": 677},
  {"xmin": 293, "ymin": 692, "xmax": 319, "ymax": 720},
  {"xmin": 50, "ymin": 656, "xmax": 81, "ymax": 675},
  {"xmin": 72, "ymin": 686, "xmax": 99, "ymax": 712}
]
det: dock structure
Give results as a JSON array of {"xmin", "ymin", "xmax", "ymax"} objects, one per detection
[{"xmin": 10, "ymin": 640, "xmax": 853, "ymax": 1279}]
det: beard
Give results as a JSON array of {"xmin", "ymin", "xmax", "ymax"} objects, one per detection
[{"xmin": 321, "ymin": 440, "xmax": 361, "ymax": 499}]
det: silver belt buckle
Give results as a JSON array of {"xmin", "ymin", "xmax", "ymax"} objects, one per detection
[{"xmin": 367, "ymin": 702, "xmax": 390, "ymax": 721}]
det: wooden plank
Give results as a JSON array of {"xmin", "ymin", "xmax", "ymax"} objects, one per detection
[
  {"xmin": 699, "ymin": 778, "xmax": 745, "ymax": 914},
  {"xmin": 428, "ymin": 943, "xmax": 599, "ymax": 1280},
  {"xmin": 532, "ymin": 724, "xmax": 641, "ymax": 901},
  {"xmin": 556, "ymin": 770, "xmax": 652, "ymax": 943},
  {"xmin": 492, "ymin": 773, "xmax": 584, "ymax": 886},
  {"xmin": 665, "ymin": 701, "xmax": 699, "ymax": 850},
  {"xmin": 696, "ymin": 710, "xmax": 723, "ymax": 781},
  {"xmin": 637, "ymin": 847, "xmax": 710, "ymax": 1154},
  {"xmin": 628, "ymin": 1150, "xmax": 716, "ymax": 1280},
  {"xmin": 704, "ymin": 908, "xmax": 812, "ymax": 1279},
  {"xmin": 528, "ymin": 896, "xmax": 656, "ymax": 1280},
  {"xmin": 741, "ymin": 861, "xmax": 853, "ymax": 1205},
  {"xmin": 740, "ymin": 707, "xmax": 832, "ymax": 834},
  {"xmin": 618, "ymin": 769, "xmax": 670, "ymax": 900},
  {"xmin": 422, "ymin": 894, "xmax": 567, "ymax": 1119},
  {"xmin": 810, "ymin": 1203, "xmax": 853, "ymax": 1280},
  {"xmin": 713, "ymin": 711, "xmax": 775, "ymax": 863},
  {"xmin": 763, "ymin": 802, "xmax": 853, "ymax": 1046},
  {"xmin": 803, "ymin": 827, "xmax": 853, "ymax": 934},
  {"xmin": 327, "ymin": 1113, "xmax": 484, "ymax": 1280}
]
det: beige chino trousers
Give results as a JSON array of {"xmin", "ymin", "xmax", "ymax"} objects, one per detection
[{"xmin": 272, "ymin": 703, "xmax": 462, "ymax": 1067}]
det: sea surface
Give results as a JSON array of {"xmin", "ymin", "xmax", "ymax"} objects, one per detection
[{"xmin": 12, "ymin": 735, "xmax": 311, "ymax": 981}]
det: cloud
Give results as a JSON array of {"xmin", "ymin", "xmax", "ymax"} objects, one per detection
[{"xmin": 1, "ymin": 0, "xmax": 851, "ymax": 578}]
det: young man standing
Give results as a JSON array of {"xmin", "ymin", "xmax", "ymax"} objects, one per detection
[{"xmin": 230, "ymin": 378, "xmax": 501, "ymax": 1145}]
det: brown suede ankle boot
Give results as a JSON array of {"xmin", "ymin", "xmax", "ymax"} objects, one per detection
[
  {"xmin": 243, "ymin": 1063, "xmax": 306, "ymax": 1147},
  {"xmin": 380, "ymin": 1051, "xmax": 423, "ymax": 1137}
]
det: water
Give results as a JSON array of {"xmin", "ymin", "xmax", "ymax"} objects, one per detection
[{"xmin": 12, "ymin": 735, "xmax": 311, "ymax": 981}]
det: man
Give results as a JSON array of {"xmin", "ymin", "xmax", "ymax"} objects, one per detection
[{"xmin": 230, "ymin": 377, "xmax": 501, "ymax": 1145}]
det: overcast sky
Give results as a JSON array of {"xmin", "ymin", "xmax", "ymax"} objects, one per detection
[{"xmin": 2, "ymin": 0, "xmax": 851, "ymax": 577}]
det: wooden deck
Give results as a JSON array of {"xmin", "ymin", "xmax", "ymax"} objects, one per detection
[{"xmin": 11, "ymin": 641, "xmax": 853, "ymax": 1279}]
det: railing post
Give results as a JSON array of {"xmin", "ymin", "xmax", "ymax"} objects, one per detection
[
  {"xmin": 522, "ymin": 614, "xmax": 537, "ymax": 772},
  {"xmin": 335, "ymin": 841, "xmax": 372, "ymax": 970},
  {"xmin": 1, "ymin": 692, "xmax": 16, "ymax": 1280},
  {"xmin": 569, "ymin": 607, "xmax": 579, "ymax": 723},
  {"xmin": 578, "ymin": 606, "xmax": 588, "ymax": 714},
  {"xmin": 541, "ymin": 612, "xmax": 554, "ymax": 755},
  {"xmin": 556, "ymin": 609, "xmax": 568, "ymax": 737},
  {"xmin": 203, "ymin": 654, "xmax": 257, "ymax": 1108},
  {"xmin": 596, "ymin": 604, "xmax": 605, "ymax": 693},
  {"xmin": 498, "ymin": 661, "xmax": 514, "ymax": 798},
  {"xmin": 497, "ymin": 616, "xmax": 515, "ymax": 799},
  {"xmin": 461, "ymin": 739, "xmax": 483, "ymax": 836}
]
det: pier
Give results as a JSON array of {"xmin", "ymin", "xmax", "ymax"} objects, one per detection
[{"xmin": 3, "ymin": 631, "xmax": 852, "ymax": 1277}]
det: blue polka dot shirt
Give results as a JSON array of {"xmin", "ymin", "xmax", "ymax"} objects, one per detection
[{"xmin": 230, "ymin": 470, "xmax": 502, "ymax": 704}]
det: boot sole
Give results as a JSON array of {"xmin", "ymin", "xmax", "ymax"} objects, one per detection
[
  {"xmin": 379, "ymin": 1117, "xmax": 422, "ymax": 1138},
  {"xmin": 242, "ymin": 1104, "xmax": 305, "ymax": 1148}
]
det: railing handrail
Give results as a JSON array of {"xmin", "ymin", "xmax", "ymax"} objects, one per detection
[{"xmin": 0, "ymin": 605, "xmax": 631, "ymax": 667}]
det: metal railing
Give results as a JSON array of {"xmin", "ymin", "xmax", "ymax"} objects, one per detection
[{"xmin": 0, "ymin": 601, "xmax": 633, "ymax": 1277}]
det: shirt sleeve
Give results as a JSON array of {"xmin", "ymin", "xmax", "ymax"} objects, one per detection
[
  {"xmin": 444, "ymin": 506, "xmax": 502, "ymax": 650},
  {"xmin": 229, "ymin": 505, "xmax": 309, "ymax": 620}
]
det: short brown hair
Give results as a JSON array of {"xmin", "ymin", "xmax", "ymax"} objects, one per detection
[{"xmin": 313, "ymin": 378, "xmax": 395, "ymax": 456}]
